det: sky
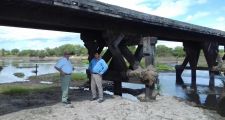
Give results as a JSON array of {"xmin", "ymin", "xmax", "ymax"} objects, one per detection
[{"xmin": 0, "ymin": 0, "xmax": 225, "ymax": 50}]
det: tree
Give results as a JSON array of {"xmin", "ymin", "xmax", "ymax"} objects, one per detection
[
  {"xmin": 58, "ymin": 44, "xmax": 76, "ymax": 55},
  {"xmin": 172, "ymin": 46, "xmax": 185, "ymax": 62},
  {"xmin": 38, "ymin": 50, "xmax": 47, "ymax": 58},
  {"xmin": 11, "ymin": 49, "xmax": 20, "ymax": 55},
  {"xmin": 45, "ymin": 48, "xmax": 56, "ymax": 56},
  {"xmin": 1, "ymin": 49, "xmax": 5, "ymax": 56},
  {"xmin": 156, "ymin": 45, "xmax": 172, "ymax": 57},
  {"xmin": 18, "ymin": 50, "xmax": 31, "ymax": 56}
]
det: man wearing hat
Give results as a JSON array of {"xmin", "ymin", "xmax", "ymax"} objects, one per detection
[{"xmin": 55, "ymin": 52, "xmax": 73, "ymax": 104}]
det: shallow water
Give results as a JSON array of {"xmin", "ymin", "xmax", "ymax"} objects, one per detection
[
  {"xmin": 0, "ymin": 59, "xmax": 224, "ymax": 108},
  {"xmin": 0, "ymin": 59, "xmax": 87, "ymax": 83},
  {"xmin": 122, "ymin": 71, "xmax": 223, "ymax": 108}
]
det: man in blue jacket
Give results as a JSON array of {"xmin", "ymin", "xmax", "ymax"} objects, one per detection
[{"xmin": 88, "ymin": 52, "xmax": 108, "ymax": 103}]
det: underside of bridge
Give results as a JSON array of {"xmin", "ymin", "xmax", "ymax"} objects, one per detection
[{"xmin": 1, "ymin": 0, "xmax": 225, "ymax": 100}]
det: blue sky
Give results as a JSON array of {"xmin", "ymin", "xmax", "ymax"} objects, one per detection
[{"xmin": 0, "ymin": 0, "xmax": 225, "ymax": 50}]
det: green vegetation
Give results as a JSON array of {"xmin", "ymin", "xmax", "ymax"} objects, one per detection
[
  {"xmin": 1, "ymin": 44, "xmax": 88, "ymax": 58},
  {"xmin": 13, "ymin": 72, "xmax": 25, "ymax": 78},
  {"xmin": 156, "ymin": 45, "xmax": 173, "ymax": 57},
  {"xmin": 81, "ymin": 59, "xmax": 89, "ymax": 64},
  {"xmin": 156, "ymin": 64, "xmax": 174, "ymax": 72},
  {"xmin": 28, "ymin": 72, "xmax": 87, "ymax": 82},
  {"xmin": 172, "ymin": 46, "xmax": 185, "ymax": 59},
  {"xmin": 72, "ymin": 73, "xmax": 87, "ymax": 81},
  {"xmin": 0, "ymin": 84, "xmax": 51, "ymax": 95},
  {"xmin": 140, "ymin": 59, "xmax": 174, "ymax": 72}
]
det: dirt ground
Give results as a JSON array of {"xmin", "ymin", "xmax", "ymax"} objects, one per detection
[{"xmin": 0, "ymin": 89, "xmax": 224, "ymax": 120}]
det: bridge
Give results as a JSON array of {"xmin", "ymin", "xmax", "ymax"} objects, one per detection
[{"xmin": 1, "ymin": 0, "xmax": 225, "ymax": 100}]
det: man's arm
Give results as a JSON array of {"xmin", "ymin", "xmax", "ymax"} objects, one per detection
[
  {"xmin": 55, "ymin": 66, "xmax": 65, "ymax": 76},
  {"xmin": 99, "ymin": 60, "xmax": 108, "ymax": 75}
]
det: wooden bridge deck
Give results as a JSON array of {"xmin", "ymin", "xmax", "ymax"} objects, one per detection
[{"xmin": 0, "ymin": 0, "xmax": 225, "ymax": 44}]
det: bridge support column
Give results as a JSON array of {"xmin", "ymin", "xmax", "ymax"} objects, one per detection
[
  {"xmin": 202, "ymin": 42, "xmax": 219, "ymax": 89},
  {"xmin": 142, "ymin": 37, "xmax": 157, "ymax": 100},
  {"xmin": 104, "ymin": 31, "xmax": 127, "ymax": 96},
  {"xmin": 183, "ymin": 42, "xmax": 201, "ymax": 89}
]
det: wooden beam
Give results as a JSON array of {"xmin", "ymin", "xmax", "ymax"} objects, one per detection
[
  {"xmin": 134, "ymin": 45, "xmax": 144, "ymax": 62},
  {"xmin": 175, "ymin": 56, "xmax": 188, "ymax": 84},
  {"xmin": 120, "ymin": 46, "xmax": 139, "ymax": 70},
  {"xmin": 102, "ymin": 49, "xmax": 112, "ymax": 63}
]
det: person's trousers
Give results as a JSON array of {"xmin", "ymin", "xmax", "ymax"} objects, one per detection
[
  {"xmin": 91, "ymin": 74, "xmax": 103, "ymax": 100},
  {"xmin": 60, "ymin": 74, "xmax": 71, "ymax": 102}
]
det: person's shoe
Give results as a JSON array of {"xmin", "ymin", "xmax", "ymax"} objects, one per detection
[
  {"xmin": 90, "ymin": 97, "xmax": 98, "ymax": 101},
  {"xmin": 98, "ymin": 99, "xmax": 104, "ymax": 103}
]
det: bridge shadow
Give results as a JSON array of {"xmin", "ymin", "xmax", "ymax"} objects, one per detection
[{"xmin": 181, "ymin": 84, "xmax": 222, "ymax": 109}]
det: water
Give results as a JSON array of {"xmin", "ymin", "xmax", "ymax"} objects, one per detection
[
  {"xmin": 0, "ymin": 59, "xmax": 224, "ymax": 108},
  {"xmin": 0, "ymin": 59, "xmax": 87, "ymax": 83},
  {"xmin": 122, "ymin": 70, "xmax": 223, "ymax": 108}
]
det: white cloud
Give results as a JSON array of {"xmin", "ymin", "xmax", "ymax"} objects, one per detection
[
  {"xmin": 0, "ymin": 26, "xmax": 83, "ymax": 50},
  {"xmin": 185, "ymin": 11, "xmax": 210, "ymax": 21},
  {"xmin": 98, "ymin": 0, "xmax": 208, "ymax": 18},
  {"xmin": 0, "ymin": 26, "xmax": 80, "ymax": 41}
]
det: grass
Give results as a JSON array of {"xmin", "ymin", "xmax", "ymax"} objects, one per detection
[
  {"xmin": 28, "ymin": 72, "xmax": 88, "ymax": 82},
  {"xmin": 0, "ymin": 84, "xmax": 52, "ymax": 95},
  {"xmin": 13, "ymin": 72, "xmax": 25, "ymax": 78},
  {"xmin": 81, "ymin": 59, "xmax": 89, "ymax": 65},
  {"xmin": 72, "ymin": 73, "xmax": 87, "ymax": 81},
  {"xmin": 156, "ymin": 64, "xmax": 174, "ymax": 72}
]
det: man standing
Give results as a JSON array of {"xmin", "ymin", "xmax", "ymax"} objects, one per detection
[
  {"xmin": 89, "ymin": 52, "xmax": 108, "ymax": 103},
  {"xmin": 55, "ymin": 52, "xmax": 73, "ymax": 104}
]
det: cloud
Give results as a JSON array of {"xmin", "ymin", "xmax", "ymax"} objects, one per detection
[
  {"xmin": 0, "ymin": 26, "xmax": 83, "ymax": 50},
  {"xmin": 185, "ymin": 11, "xmax": 210, "ymax": 21},
  {"xmin": 97, "ymin": 0, "xmax": 208, "ymax": 18},
  {"xmin": 0, "ymin": 26, "xmax": 80, "ymax": 41}
]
